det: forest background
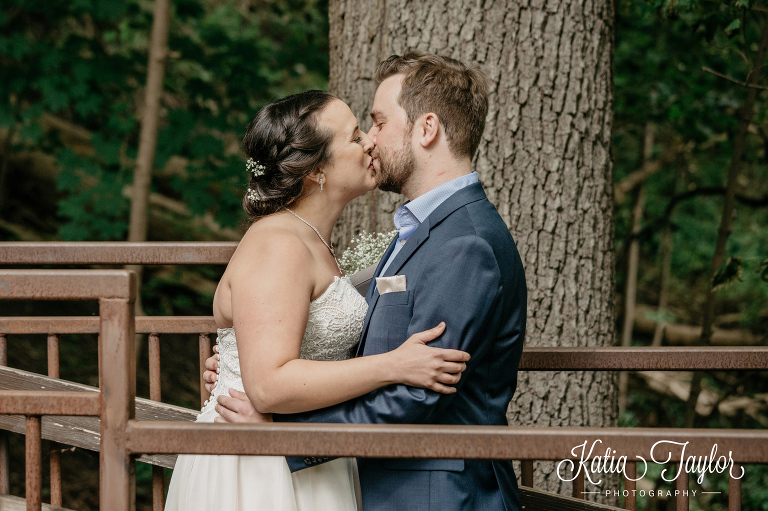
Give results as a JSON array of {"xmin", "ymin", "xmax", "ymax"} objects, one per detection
[{"xmin": 0, "ymin": 0, "xmax": 766, "ymax": 509}]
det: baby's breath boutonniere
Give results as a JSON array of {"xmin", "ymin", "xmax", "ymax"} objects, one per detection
[{"xmin": 339, "ymin": 230, "xmax": 398, "ymax": 275}]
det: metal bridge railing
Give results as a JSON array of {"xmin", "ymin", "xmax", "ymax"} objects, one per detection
[{"xmin": 1, "ymin": 243, "xmax": 767, "ymax": 510}]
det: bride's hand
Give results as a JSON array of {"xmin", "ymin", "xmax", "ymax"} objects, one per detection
[{"xmin": 388, "ymin": 322, "xmax": 470, "ymax": 394}]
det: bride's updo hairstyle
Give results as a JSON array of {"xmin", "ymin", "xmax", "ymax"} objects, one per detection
[{"xmin": 242, "ymin": 90, "xmax": 336, "ymax": 220}]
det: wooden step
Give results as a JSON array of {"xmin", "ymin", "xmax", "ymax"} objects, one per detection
[
  {"xmin": 0, "ymin": 494, "xmax": 74, "ymax": 510},
  {"xmin": 0, "ymin": 365, "xmax": 196, "ymax": 468}
]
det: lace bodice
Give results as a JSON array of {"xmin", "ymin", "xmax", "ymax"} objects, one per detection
[{"xmin": 200, "ymin": 276, "xmax": 368, "ymax": 415}]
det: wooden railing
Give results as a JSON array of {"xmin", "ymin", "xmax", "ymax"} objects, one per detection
[
  {"xmin": 0, "ymin": 269, "xmax": 136, "ymax": 510},
  {"xmin": 1, "ymin": 242, "xmax": 767, "ymax": 511}
]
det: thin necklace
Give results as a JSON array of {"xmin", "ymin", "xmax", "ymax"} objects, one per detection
[{"xmin": 284, "ymin": 207, "xmax": 345, "ymax": 276}]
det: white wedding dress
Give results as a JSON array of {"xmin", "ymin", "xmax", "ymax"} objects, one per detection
[{"xmin": 166, "ymin": 276, "xmax": 368, "ymax": 511}]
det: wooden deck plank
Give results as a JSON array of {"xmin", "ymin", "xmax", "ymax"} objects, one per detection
[
  {"xmin": 0, "ymin": 494, "xmax": 74, "ymax": 510},
  {"xmin": 0, "ymin": 365, "xmax": 196, "ymax": 468}
]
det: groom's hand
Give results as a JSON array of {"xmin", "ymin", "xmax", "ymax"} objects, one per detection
[
  {"xmin": 203, "ymin": 345, "xmax": 219, "ymax": 394},
  {"xmin": 214, "ymin": 389, "xmax": 273, "ymax": 423}
]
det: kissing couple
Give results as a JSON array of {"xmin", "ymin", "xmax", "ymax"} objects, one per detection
[{"xmin": 165, "ymin": 51, "xmax": 527, "ymax": 511}]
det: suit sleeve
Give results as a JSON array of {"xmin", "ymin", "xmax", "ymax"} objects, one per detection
[{"xmin": 279, "ymin": 235, "xmax": 502, "ymax": 428}]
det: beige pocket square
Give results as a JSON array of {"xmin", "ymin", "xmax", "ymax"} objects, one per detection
[{"xmin": 376, "ymin": 275, "xmax": 407, "ymax": 295}]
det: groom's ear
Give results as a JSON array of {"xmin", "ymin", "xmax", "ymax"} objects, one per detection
[{"xmin": 417, "ymin": 113, "xmax": 440, "ymax": 148}]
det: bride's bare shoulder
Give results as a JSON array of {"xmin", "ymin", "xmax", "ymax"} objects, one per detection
[
  {"xmin": 231, "ymin": 216, "xmax": 313, "ymax": 271},
  {"xmin": 214, "ymin": 216, "xmax": 314, "ymax": 323}
]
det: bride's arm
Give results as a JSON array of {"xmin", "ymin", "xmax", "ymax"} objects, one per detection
[{"xmin": 232, "ymin": 232, "xmax": 468, "ymax": 415}]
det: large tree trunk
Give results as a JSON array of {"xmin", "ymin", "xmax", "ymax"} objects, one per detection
[{"xmin": 329, "ymin": 0, "xmax": 616, "ymax": 498}]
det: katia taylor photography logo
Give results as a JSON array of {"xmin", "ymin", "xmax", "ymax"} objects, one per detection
[{"xmin": 556, "ymin": 439, "xmax": 745, "ymax": 497}]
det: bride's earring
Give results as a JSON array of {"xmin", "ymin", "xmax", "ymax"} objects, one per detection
[{"xmin": 319, "ymin": 175, "xmax": 324, "ymax": 191}]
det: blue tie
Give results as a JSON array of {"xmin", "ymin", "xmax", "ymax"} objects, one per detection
[{"xmin": 379, "ymin": 214, "xmax": 419, "ymax": 277}]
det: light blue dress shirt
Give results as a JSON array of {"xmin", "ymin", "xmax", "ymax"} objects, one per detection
[{"xmin": 379, "ymin": 171, "xmax": 479, "ymax": 276}]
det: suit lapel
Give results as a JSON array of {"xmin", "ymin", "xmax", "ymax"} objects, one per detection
[
  {"xmin": 383, "ymin": 182, "xmax": 487, "ymax": 279},
  {"xmin": 356, "ymin": 234, "xmax": 398, "ymax": 357},
  {"xmin": 355, "ymin": 182, "xmax": 489, "ymax": 357},
  {"xmin": 380, "ymin": 220, "xmax": 431, "ymax": 277}
]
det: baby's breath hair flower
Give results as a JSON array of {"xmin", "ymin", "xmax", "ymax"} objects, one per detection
[
  {"xmin": 339, "ymin": 230, "xmax": 398, "ymax": 275},
  {"xmin": 246, "ymin": 158, "xmax": 266, "ymax": 177},
  {"xmin": 246, "ymin": 188, "xmax": 261, "ymax": 202}
]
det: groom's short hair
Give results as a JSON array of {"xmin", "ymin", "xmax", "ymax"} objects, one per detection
[{"xmin": 375, "ymin": 51, "xmax": 489, "ymax": 159}]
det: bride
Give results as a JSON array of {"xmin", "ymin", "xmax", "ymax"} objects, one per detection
[{"xmin": 165, "ymin": 90, "xmax": 470, "ymax": 510}]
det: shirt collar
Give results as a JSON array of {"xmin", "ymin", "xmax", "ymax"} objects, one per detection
[{"xmin": 395, "ymin": 171, "xmax": 479, "ymax": 228}]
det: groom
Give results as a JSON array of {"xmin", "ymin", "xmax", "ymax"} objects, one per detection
[{"xmin": 206, "ymin": 51, "xmax": 526, "ymax": 511}]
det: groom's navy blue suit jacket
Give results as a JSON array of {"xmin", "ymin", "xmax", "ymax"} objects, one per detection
[{"xmin": 279, "ymin": 181, "xmax": 526, "ymax": 511}]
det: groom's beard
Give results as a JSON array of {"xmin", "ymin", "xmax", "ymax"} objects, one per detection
[{"xmin": 375, "ymin": 137, "xmax": 416, "ymax": 194}]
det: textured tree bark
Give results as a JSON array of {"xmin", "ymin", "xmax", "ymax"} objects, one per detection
[{"xmin": 329, "ymin": 0, "xmax": 617, "ymax": 498}]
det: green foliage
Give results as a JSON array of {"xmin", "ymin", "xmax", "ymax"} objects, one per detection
[
  {"xmin": 642, "ymin": 307, "xmax": 678, "ymax": 324},
  {"xmin": 712, "ymin": 256, "xmax": 744, "ymax": 289},
  {"xmin": 615, "ymin": 0, "xmax": 768, "ymax": 333},
  {"xmin": 758, "ymin": 258, "xmax": 768, "ymax": 282},
  {"xmin": 0, "ymin": 0, "xmax": 329, "ymax": 238},
  {"xmin": 616, "ymin": 4, "xmax": 768, "ymax": 509}
]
